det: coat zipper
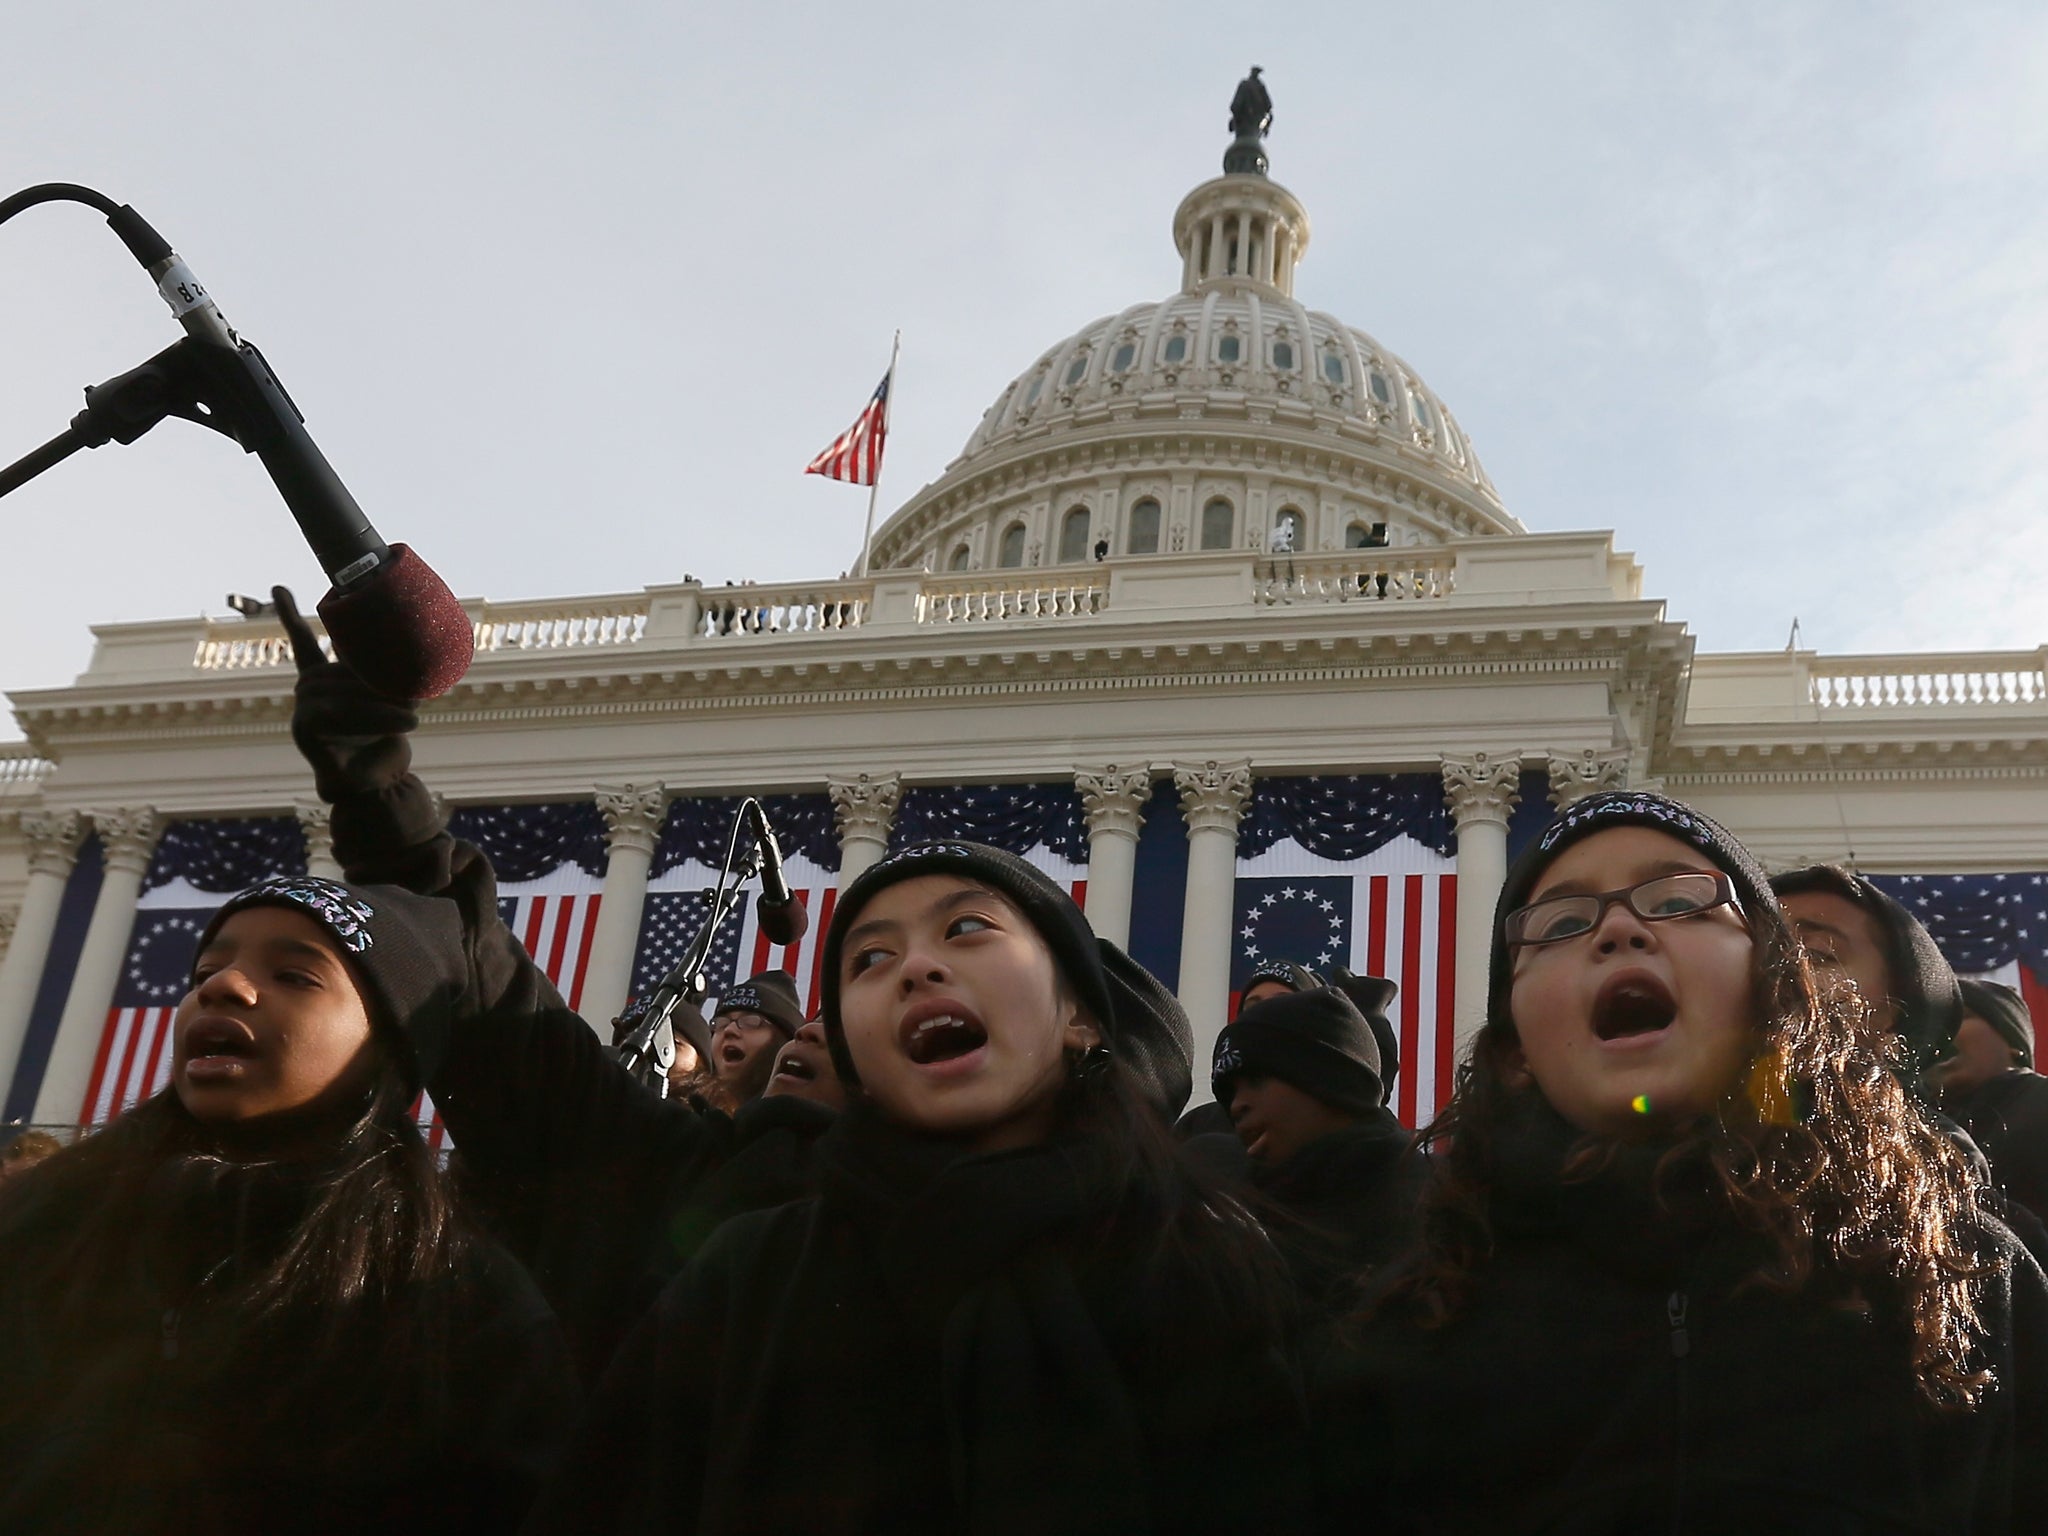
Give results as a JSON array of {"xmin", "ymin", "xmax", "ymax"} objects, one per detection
[{"xmin": 1667, "ymin": 1289, "xmax": 1690, "ymax": 1532}]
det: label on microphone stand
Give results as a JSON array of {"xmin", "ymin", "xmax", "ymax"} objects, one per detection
[{"xmin": 155, "ymin": 261, "xmax": 212, "ymax": 316}]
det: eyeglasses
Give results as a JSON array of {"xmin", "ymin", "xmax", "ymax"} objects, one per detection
[{"xmin": 1504, "ymin": 871, "xmax": 1740, "ymax": 948}]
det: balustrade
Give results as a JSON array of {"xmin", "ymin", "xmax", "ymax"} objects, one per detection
[
  {"xmin": 1252, "ymin": 549, "xmax": 1455, "ymax": 605},
  {"xmin": 1808, "ymin": 651, "xmax": 2048, "ymax": 711},
  {"xmin": 696, "ymin": 585, "xmax": 870, "ymax": 639},
  {"xmin": 915, "ymin": 573, "xmax": 1108, "ymax": 624},
  {"xmin": 0, "ymin": 746, "xmax": 52, "ymax": 791}
]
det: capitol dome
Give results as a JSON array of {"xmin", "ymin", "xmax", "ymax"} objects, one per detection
[{"xmin": 871, "ymin": 119, "xmax": 1519, "ymax": 574}]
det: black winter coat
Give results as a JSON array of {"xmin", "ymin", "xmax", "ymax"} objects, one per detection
[
  {"xmin": 1250, "ymin": 1108, "xmax": 1423, "ymax": 1308},
  {"xmin": 0, "ymin": 1156, "xmax": 576, "ymax": 1536},
  {"xmin": 527, "ymin": 1106, "xmax": 1316, "ymax": 1536},
  {"xmin": 327, "ymin": 770, "xmax": 741, "ymax": 1385},
  {"xmin": 1952, "ymin": 1070, "xmax": 2048, "ymax": 1228},
  {"xmin": 1318, "ymin": 1100, "xmax": 2048, "ymax": 1534}
]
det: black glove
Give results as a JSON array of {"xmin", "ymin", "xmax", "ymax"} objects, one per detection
[{"xmin": 275, "ymin": 584, "xmax": 419, "ymax": 804}]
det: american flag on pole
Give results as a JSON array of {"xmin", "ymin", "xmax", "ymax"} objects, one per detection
[{"xmin": 804, "ymin": 371, "xmax": 891, "ymax": 486}]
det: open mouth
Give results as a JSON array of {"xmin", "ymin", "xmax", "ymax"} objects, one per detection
[
  {"xmin": 720, "ymin": 1042, "xmax": 749, "ymax": 1067},
  {"xmin": 901, "ymin": 1011, "xmax": 989, "ymax": 1066},
  {"xmin": 1593, "ymin": 974, "xmax": 1677, "ymax": 1042},
  {"xmin": 181, "ymin": 1017, "xmax": 258, "ymax": 1078},
  {"xmin": 774, "ymin": 1052, "xmax": 816, "ymax": 1082}
]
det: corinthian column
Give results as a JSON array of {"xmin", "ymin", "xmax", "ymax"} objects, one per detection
[
  {"xmin": 0, "ymin": 810, "xmax": 86, "ymax": 1105},
  {"xmin": 295, "ymin": 802, "xmax": 342, "ymax": 880},
  {"xmin": 1547, "ymin": 747, "xmax": 1629, "ymax": 809},
  {"xmin": 1442, "ymin": 753, "xmax": 1522, "ymax": 1056},
  {"xmin": 1173, "ymin": 760, "xmax": 1253, "ymax": 1092},
  {"xmin": 580, "ymin": 783, "xmax": 669, "ymax": 1032},
  {"xmin": 1075, "ymin": 766, "xmax": 1151, "ymax": 949},
  {"xmin": 828, "ymin": 772, "xmax": 902, "ymax": 885},
  {"xmin": 35, "ymin": 807, "xmax": 164, "ymax": 1124}
]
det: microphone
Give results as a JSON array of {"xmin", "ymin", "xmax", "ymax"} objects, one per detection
[
  {"xmin": 103, "ymin": 203, "xmax": 474, "ymax": 700},
  {"xmin": 746, "ymin": 801, "xmax": 810, "ymax": 946}
]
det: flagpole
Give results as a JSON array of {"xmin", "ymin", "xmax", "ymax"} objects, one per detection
[{"xmin": 854, "ymin": 330, "xmax": 900, "ymax": 581}]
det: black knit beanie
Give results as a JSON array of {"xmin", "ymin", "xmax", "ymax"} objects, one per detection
[
  {"xmin": 820, "ymin": 840, "xmax": 1192, "ymax": 1119},
  {"xmin": 1212, "ymin": 986, "xmax": 1383, "ymax": 1118},
  {"xmin": 198, "ymin": 875, "xmax": 470, "ymax": 1093},
  {"xmin": 1236, "ymin": 961, "xmax": 1319, "ymax": 1017},
  {"xmin": 1769, "ymin": 865, "xmax": 1964, "ymax": 1073},
  {"xmin": 1959, "ymin": 978, "xmax": 2034, "ymax": 1070},
  {"xmin": 613, "ymin": 990, "xmax": 713, "ymax": 1061},
  {"xmin": 1328, "ymin": 968, "xmax": 1401, "ymax": 1104},
  {"xmin": 714, "ymin": 969, "xmax": 806, "ymax": 1036},
  {"xmin": 1490, "ymin": 791, "xmax": 1781, "ymax": 1039}
]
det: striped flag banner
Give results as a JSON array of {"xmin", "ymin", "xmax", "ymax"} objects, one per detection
[
  {"xmin": 1232, "ymin": 835, "xmax": 1458, "ymax": 1127},
  {"xmin": 803, "ymin": 371, "xmax": 891, "ymax": 486}
]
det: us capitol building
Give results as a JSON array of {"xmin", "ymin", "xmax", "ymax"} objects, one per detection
[{"xmin": 3, "ymin": 82, "xmax": 2044, "ymax": 1132}]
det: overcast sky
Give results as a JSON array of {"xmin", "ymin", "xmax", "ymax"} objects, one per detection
[{"xmin": 4, "ymin": 2, "xmax": 2044, "ymax": 736}]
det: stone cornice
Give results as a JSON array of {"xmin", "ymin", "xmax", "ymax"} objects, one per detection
[{"xmin": 14, "ymin": 601, "xmax": 1687, "ymax": 756}]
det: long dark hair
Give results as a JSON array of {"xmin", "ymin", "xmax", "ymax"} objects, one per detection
[
  {"xmin": 0, "ymin": 1044, "xmax": 470, "ymax": 1393},
  {"xmin": 1381, "ymin": 900, "xmax": 1999, "ymax": 1409}
]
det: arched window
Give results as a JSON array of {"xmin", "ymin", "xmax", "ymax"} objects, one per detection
[
  {"xmin": 1162, "ymin": 334, "xmax": 1187, "ymax": 364},
  {"xmin": 1217, "ymin": 334, "xmax": 1241, "ymax": 364},
  {"xmin": 1323, "ymin": 350, "xmax": 1347, "ymax": 384},
  {"xmin": 998, "ymin": 522, "xmax": 1027, "ymax": 568},
  {"xmin": 1058, "ymin": 506, "xmax": 1092, "ymax": 564},
  {"xmin": 1200, "ymin": 497, "xmax": 1234, "ymax": 550},
  {"xmin": 1345, "ymin": 521, "xmax": 1371, "ymax": 549},
  {"xmin": 948, "ymin": 543, "xmax": 972, "ymax": 572},
  {"xmin": 1126, "ymin": 498, "xmax": 1161, "ymax": 555},
  {"xmin": 1272, "ymin": 508, "xmax": 1305, "ymax": 554},
  {"xmin": 1272, "ymin": 340, "xmax": 1295, "ymax": 372}
]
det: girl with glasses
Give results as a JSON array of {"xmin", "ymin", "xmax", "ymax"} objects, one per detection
[{"xmin": 1319, "ymin": 790, "xmax": 2048, "ymax": 1532}]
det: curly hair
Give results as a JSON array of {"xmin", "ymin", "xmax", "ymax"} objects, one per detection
[{"xmin": 1382, "ymin": 901, "xmax": 2001, "ymax": 1409}]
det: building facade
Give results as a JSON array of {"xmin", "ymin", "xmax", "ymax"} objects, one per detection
[{"xmin": 4, "ymin": 118, "xmax": 2045, "ymax": 1131}]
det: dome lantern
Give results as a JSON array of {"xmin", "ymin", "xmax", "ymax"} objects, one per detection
[{"xmin": 1173, "ymin": 68, "xmax": 1309, "ymax": 297}]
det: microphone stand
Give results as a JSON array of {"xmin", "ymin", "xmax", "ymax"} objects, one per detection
[{"xmin": 613, "ymin": 800, "xmax": 766, "ymax": 1095}]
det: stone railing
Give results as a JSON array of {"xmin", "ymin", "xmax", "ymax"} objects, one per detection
[
  {"xmin": 0, "ymin": 743, "xmax": 53, "ymax": 793},
  {"xmin": 695, "ymin": 583, "xmax": 871, "ymax": 639},
  {"xmin": 1252, "ymin": 549, "xmax": 1457, "ymax": 605},
  {"xmin": 61, "ymin": 533, "xmax": 1647, "ymax": 688},
  {"xmin": 915, "ymin": 571, "xmax": 1108, "ymax": 624},
  {"xmin": 1809, "ymin": 650, "xmax": 2048, "ymax": 711},
  {"xmin": 474, "ymin": 597, "xmax": 649, "ymax": 654}
]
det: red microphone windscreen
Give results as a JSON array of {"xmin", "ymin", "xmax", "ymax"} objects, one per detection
[{"xmin": 316, "ymin": 543, "xmax": 475, "ymax": 701}]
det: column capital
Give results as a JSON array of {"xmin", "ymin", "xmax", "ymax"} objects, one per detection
[
  {"xmin": 1441, "ymin": 752, "xmax": 1522, "ymax": 830},
  {"xmin": 19, "ymin": 809, "xmax": 86, "ymax": 878},
  {"xmin": 828, "ymin": 771, "xmax": 903, "ymax": 846},
  {"xmin": 293, "ymin": 799, "xmax": 333, "ymax": 846},
  {"xmin": 595, "ymin": 782, "xmax": 669, "ymax": 857},
  {"xmin": 89, "ymin": 807, "xmax": 163, "ymax": 876},
  {"xmin": 1172, "ymin": 759, "xmax": 1253, "ymax": 836},
  {"xmin": 1075, "ymin": 765, "xmax": 1152, "ymax": 840},
  {"xmin": 1546, "ymin": 747, "xmax": 1630, "ymax": 809}
]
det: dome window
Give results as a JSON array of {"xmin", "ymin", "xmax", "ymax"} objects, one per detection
[
  {"xmin": 1126, "ymin": 498, "xmax": 1161, "ymax": 554},
  {"xmin": 998, "ymin": 522, "xmax": 1027, "ymax": 568},
  {"xmin": 1162, "ymin": 335, "xmax": 1188, "ymax": 365},
  {"xmin": 1200, "ymin": 497, "xmax": 1234, "ymax": 550},
  {"xmin": 1217, "ymin": 335, "xmax": 1241, "ymax": 364},
  {"xmin": 1411, "ymin": 393, "xmax": 1436, "ymax": 431},
  {"xmin": 1065, "ymin": 355, "xmax": 1089, "ymax": 386},
  {"xmin": 1111, "ymin": 342, "xmax": 1136, "ymax": 373},
  {"xmin": 1024, "ymin": 371, "xmax": 1046, "ymax": 407},
  {"xmin": 1323, "ymin": 351, "xmax": 1346, "ymax": 384},
  {"xmin": 948, "ymin": 543, "xmax": 972, "ymax": 572},
  {"xmin": 1058, "ymin": 506, "xmax": 1092, "ymax": 564},
  {"xmin": 1272, "ymin": 341, "xmax": 1295, "ymax": 371}
]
